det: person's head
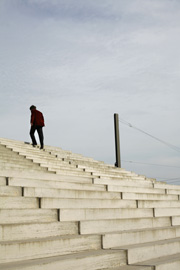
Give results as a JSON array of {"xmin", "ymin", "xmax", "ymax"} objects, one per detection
[{"xmin": 30, "ymin": 105, "xmax": 36, "ymax": 111}]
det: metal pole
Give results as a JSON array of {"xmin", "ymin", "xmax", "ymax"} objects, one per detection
[{"xmin": 114, "ymin": 113, "xmax": 121, "ymax": 168}]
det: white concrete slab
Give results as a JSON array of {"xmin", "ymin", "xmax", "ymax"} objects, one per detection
[
  {"xmin": 0, "ymin": 221, "xmax": 78, "ymax": 241},
  {"xmin": 0, "ymin": 197, "xmax": 39, "ymax": 209},
  {"xmin": 0, "ymin": 177, "xmax": 6, "ymax": 186},
  {"xmin": 0, "ymin": 209, "xmax": 58, "ymax": 224},
  {"xmin": 122, "ymin": 192, "xmax": 178, "ymax": 201},
  {"xmin": 9, "ymin": 177, "xmax": 105, "ymax": 191},
  {"xmin": 102, "ymin": 226, "xmax": 180, "ymax": 248},
  {"xmin": 60, "ymin": 208, "xmax": 154, "ymax": 222},
  {"xmin": 79, "ymin": 217, "xmax": 171, "ymax": 234},
  {"xmin": 0, "ymin": 235, "xmax": 101, "ymax": 263},
  {"xmin": 138, "ymin": 200, "xmax": 180, "ymax": 208},
  {"xmin": 137, "ymin": 253, "xmax": 180, "ymax": 270},
  {"xmin": 154, "ymin": 183, "xmax": 180, "ymax": 190},
  {"xmin": 125, "ymin": 237, "xmax": 180, "ymax": 264},
  {"xmin": 155, "ymin": 208, "xmax": 180, "ymax": 217},
  {"xmin": 0, "ymin": 249, "xmax": 127, "ymax": 270},
  {"xmin": 94, "ymin": 178, "xmax": 153, "ymax": 188},
  {"xmin": 172, "ymin": 216, "xmax": 180, "ymax": 226},
  {"xmin": 41, "ymin": 197, "xmax": 136, "ymax": 209},
  {"xmin": 0, "ymin": 186, "xmax": 22, "ymax": 196},
  {"xmin": 108, "ymin": 185, "xmax": 165, "ymax": 194},
  {"xmin": 24, "ymin": 187, "xmax": 121, "ymax": 199}
]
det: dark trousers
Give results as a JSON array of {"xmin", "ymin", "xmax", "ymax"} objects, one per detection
[{"xmin": 30, "ymin": 126, "xmax": 44, "ymax": 148}]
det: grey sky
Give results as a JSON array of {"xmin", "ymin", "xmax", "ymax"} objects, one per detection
[{"xmin": 1, "ymin": 0, "xmax": 180, "ymax": 184}]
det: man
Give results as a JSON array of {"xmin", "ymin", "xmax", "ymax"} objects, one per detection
[{"xmin": 29, "ymin": 105, "xmax": 45, "ymax": 149}]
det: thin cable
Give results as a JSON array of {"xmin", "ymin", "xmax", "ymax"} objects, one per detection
[
  {"xmin": 119, "ymin": 118, "xmax": 180, "ymax": 153},
  {"xmin": 122, "ymin": 160, "xmax": 180, "ymax": 169}
]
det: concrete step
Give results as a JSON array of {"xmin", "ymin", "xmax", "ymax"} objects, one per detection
[
  {"xmin": 154, "ymin": 182, "xmax": 180, "ymax": 191},
  {"xmin": 0, "ymin": 164, "xmax": 44, "ymax": 171},
  {"xmin": 0, "ymin": 186, "xmax": 22, "ymax": 196},
  {"xmin": 24, "ymin": 187, "xmax": 121, "ymax": 199},
  {"xmin": 102, "ymin": 226, "xmax": 180, "ymax": 248},
  {"xmin": 136, "ymin": 253, "xmax": 180, "ymax": 270},
  {"xmin": 94, "ymin": 173, "xmax": 146, "ymax": 181},
  {"xmin": 8, "ymin": 177, "xmax": 106, "ymax": 191},
  {"xmin": 7, "ymin": 172, "xmax": 93, "ymax": 184},
  {"xmin": 0, "ymin": 197, "xmax": 39, "ymax": 209},
  {"xmin": 41, "ymin": 197, "xmax": 137, "ymax": 209},
  {"xmin": 155, "ymin": 208, "xmax": 180, "ymax": 217},
  {"xmin": 122, "ymin": 192, "xmax": 178, "ymax": 201},
  {"xmin": 166, "ymin": 189, "xmax": 180, "ymax": 195},
  {"xmin": 0, "ymin": 164, "xmax": 46, "ymax": 171},
  {"xmin": 79, "ymin": 217, "xmax": 171, "ymax": 234},
  {"xmin": 60, "ymin": 208, "xmax": 154, "ymax": 222},
  {"xmin": 108, "ymin": 185, "xmax": 165, "ymax": 194},
  {"xmin": 172, "ymin": 216, "xmax": 180, "ymax": 226},
  {"xmin": 138, "ymin": 200, "xmax": 180, "ymax": 208},
  {"xmin": 0, "ymin": 177, "xmax": 6, "ymax": 186},
  {"xmin": 93, "ymin": 178, "xmax": 153, "ymax": 188},
  {"xmin": 0, "ymin": 249, "xmax": 127, "ymax": 270},
  {"xmin": 0, "ymin": 234, "xmax": 101, "ymax": 263},
  {"xmin": 0, "ymin": 159, "xmax": 36, "ymax": 165},
  {"xmin": 49, "ymin": 168, "xmax": 93, "ymax": 177},
  {"xmin": 0, "ymin": 209, "xmax": 58, "ymax": 224},
  {"xmin": 101, "ymin": 266, "xmax": 153, "ymax": 270},
  {"xmin": 0, "ymin": 221, "xmax": 78, "ymax": 241},
  {"xmin": 0, "ymin": 155, "xmax": 28, "ymax": 161},
  {"xmin": 121, "ymin": 237, "xmax": 180, "ymax": 264},
  {"xmin": 33, "ymin": 159, "xmax": 81, "ymax": 169}
]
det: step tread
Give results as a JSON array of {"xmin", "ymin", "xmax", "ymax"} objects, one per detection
[
  {"xmin": 111, "ymin": 236, "xmax": 180, "ymax": 250},
  {"xmin": 0, "ymin": 249, "xmax": 127, "ymax": 270},
  {"xmin": 137, "ymin": 252, "xmax": 180, "ymax": 266}
]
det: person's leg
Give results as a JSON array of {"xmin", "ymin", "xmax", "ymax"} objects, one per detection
[
  {"xmin": 30, "ymin": 126, "xmax": 37, "ymax": 146},
  {"xmin": 36, "ymin": 126, "xmax": 44, "ymax": 149}
]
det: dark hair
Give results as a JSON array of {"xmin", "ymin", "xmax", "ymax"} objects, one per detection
[{"xmin": 30, "ymin": 105, "xmax": 36, "ymax": 110}]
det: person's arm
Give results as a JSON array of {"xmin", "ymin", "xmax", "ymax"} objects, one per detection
[{"xmin": 31, "ymin": 111, "xmax": 35, "ymax": 126}]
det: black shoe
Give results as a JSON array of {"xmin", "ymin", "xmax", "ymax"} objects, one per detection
[
  {"xmin": 40, "ymin": 146, "xmax": 44, "ymax": 150},
  {"xmin": 32, "ymin": 144, "xmax": 37, "ymax": 147}
]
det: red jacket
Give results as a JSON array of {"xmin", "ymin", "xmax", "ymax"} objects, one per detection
[{"xmin": 31, "ymin": 110, "xmax": 45, "ymax": 127}]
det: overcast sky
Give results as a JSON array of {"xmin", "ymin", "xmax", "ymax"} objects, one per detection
[{"xmin": 1, "ymin": 0, "xmax": 180, "ymax": 184}]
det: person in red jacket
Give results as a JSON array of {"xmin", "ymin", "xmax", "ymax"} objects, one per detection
[{"xmin": 29, "ymin": 105, "xmax": 45, "ymax": 149}]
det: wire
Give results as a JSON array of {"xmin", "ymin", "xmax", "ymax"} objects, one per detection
[
  {"xmin": 119, "ymin": 118, "xmax": 180, "ymax": 153},
  {"xmin": 122, "ymin": 160, "xmax": 180, "ymax": 169}
]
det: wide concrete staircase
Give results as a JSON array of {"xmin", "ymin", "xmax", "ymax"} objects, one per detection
[{"xmin": 0, "ymin": 138, "xmax": 180, "ymax": 270}]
